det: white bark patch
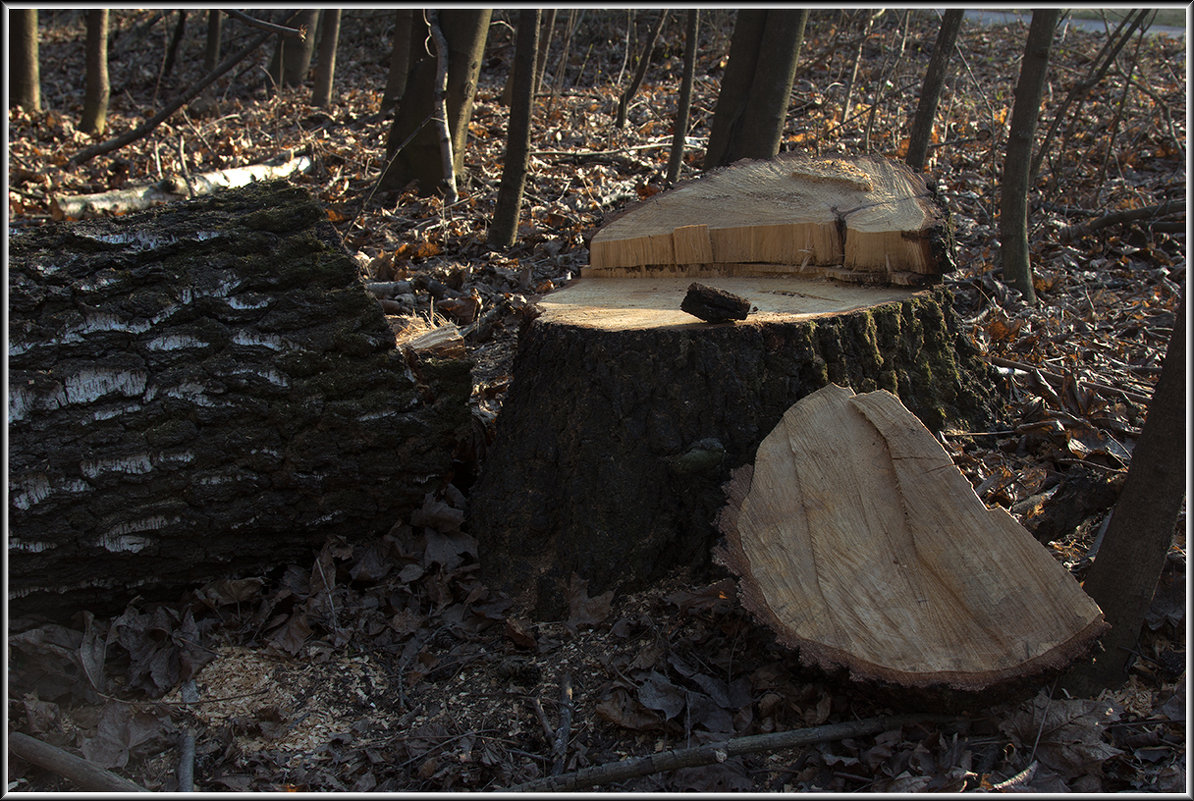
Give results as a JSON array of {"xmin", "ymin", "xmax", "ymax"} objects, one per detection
[
  {"xmin": 231, "ymin": 331, "xmax": 289, "ymax": 351},
  {"xmin": 9, "ymin": 384, "xmax": 68, "ymax": 422},
  {"xmin": 9, "ymin": 538, "xmax": 51, "ymax": 553},
  {"xmin": 98, "ymin": 515, "xmax": 177, "ymax": 552},
  {"xmin": 10, "ymin": 475, "xmax": 51, "ymax": 510},
  {"xmin": 226, "ymin": 295, "xmax": 270, "ymax": 310},
  {"xmin": 93, "ymin": 402, "xmax": 143, "ymax": 420},
  {"xmin": 64, "ymin": 368, "xmax": 149, "ymax": 405},
  {"xmin": 85, "ymin": 230, "xmax": 175, "ymax": 250},
  {"xmin": 81, "ymin": 453, "xmax": 154, "ymax": 479},
  {"xmin": 164, "ymin": 383, "xmax": 216, "ymax": 406},
  {"xmin": 152, "ymin": 450, "xmax": 195, "ymax": 467},
  {"xmin": 146, "ymin": 333, "xmax": 208, "ymax": 351}
]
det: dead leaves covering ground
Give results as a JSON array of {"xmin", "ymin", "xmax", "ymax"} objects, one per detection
[{"xmin": 7, "ymin": 8, "xmax": 1187, "ymax": 794}]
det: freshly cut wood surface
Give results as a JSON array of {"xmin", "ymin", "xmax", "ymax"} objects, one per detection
[
  {"xmin": 537, "ymin": 276, "xmax": 915, "ymax": 331},
  {"xmin": 587, "ymin": 154, "xmax": 951, "ymax": 280},
  {"xmin": 716, "ymin": 384, "xmax": 1107, "ymax": 691}
]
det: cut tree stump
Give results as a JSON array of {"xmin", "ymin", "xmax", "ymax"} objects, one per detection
[
  {"xmin": 715, "ymin": 384, "xmax": 1107, "ymax": 691},
  {"xmin": 471, "ymin": 153, "xmax": 998, "ymax": 619},
  {"xmin": 8, "ymin": 181, "xmax": 472, "ymax": 621}
]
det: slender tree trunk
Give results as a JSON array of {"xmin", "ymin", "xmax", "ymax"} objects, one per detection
[
  {"xmin": 906, "ymin": 9, "xmax": 964, "ymax": 171},
  {"xmin": 615, "ymin": 10, "xmax": 668, "ymax": 129},
  {"xmin": 204, "ymin": 10, "xmax": 222, "ymax": 72},
  {"xmin": 427, "ymin": 10, "xmax": 458, "ymax": 204},
  {"xmin": 999, "ymin": 9, "xmax": 1062, "ymax": 304},
  {"xmin": 380, "ymin": 10, "xmax": 490, "ymax": 194},
  {"xmin": 533, "ymin": 8, "xmax": 557, "ymax": 97},
  {"xmin": 667, "ymin": 9, "xmax": 699, "ymax": 185},
  {"xmin": 275, "ymin": 9, "xmax": 320, "ymax": 88},
  {"xmin": 9, "ymin": 9, "xmax": 41, "ymax": 112},
  {"xmin": 1063, "ymin": 295, "xmax": 1186, "ymax": 695},
  {"xmin": 161, "ymin": 10, "xmax": 187, "ymax": 80},
  {"xmin": 705, "ymin": 9, "xmax": 808, "ymax": 169},
  {"xmin": 312, "ymin": 9, "xmax": 341, "ymax": 107},
  {"xmin": 381, "ymin": 9, "xmax": 413, "ymax": 112},
  {"xmin": 81, "ymin": 10, "xmax": 110, "ymax": 136},
  {"xmin": 489, "ymin": 10, "xmax": 539, "ymax": 248}
]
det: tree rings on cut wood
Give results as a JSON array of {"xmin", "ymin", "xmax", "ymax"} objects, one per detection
[
  {"xmin": 680, "ymin": 282, "xmax": 752, "ymax": 322},
  {"xmin": 715, "ymin": 384, "xmax": 1108, "ymax": 691},
  {"xmin": 587, "ymin": 153, "xmax": 955, "ymax": 286}
]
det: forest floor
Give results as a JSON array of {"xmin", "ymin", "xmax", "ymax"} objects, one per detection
[{"xmin": 7, "ymin": 9, "xmax": 1187, "ymax": 793}]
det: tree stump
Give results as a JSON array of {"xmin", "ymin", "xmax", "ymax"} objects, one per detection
[
  {"xmin": 471, "ymin": 155, "xmax": 1000, "ymax": 619},
  {"xmin": 715, "ymin": 384, "xmax": 1106, "ymax": 691},
  {"xmin": 8, "ymin": 182, "xmax": 472, "ymax": 620}
]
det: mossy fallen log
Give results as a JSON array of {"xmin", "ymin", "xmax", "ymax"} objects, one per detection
[{"xmin": 8, "ymin": 181, "xmax": 472, "ymax": 621}]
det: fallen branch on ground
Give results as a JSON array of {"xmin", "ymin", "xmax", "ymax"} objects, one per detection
[
  {"xmin": 986, "ymin": 355, "xmax": 1153, "ymax": 404},
  {"xmin": 505, "ymin": 714, "xmax": 961, "ymax": 792},
  {"xmin": 52, "ymin": 151, "xmax": 313, "ymax": 219},
  {"xmin": 9, "ymin": 731, "xmax": 149, "ymax": 793},
  {"xmin": 1057, "ymin": 199, "xmax": 1185, "ymax": 243}
]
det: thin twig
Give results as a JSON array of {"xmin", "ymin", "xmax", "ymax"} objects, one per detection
[
  {"xmin": 506, "ymin": 714, "xmax": 960, "ymax": 792},
  {"xmin": 986, "ymin": 355, "xmax": 1153, "ymax": 404},
  {"xmin": 176, "ymin": 679, "xmax": 198, "ymax": 792},
  {"xmin": 551, "ymin": 671, "xmax": 574, "ymax": 775},
  {"xmin": 222, "ymin": 10, "xmax": 305, "ymax": 39}
]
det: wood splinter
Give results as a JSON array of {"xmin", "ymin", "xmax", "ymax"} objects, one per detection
[{"xmin": 680, "ymin": 282, "xmax": 752, "ymax": 323}]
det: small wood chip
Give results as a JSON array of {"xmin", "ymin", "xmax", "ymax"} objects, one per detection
[{"xmin": 680, "ymin": 282, "xmax": 752, "ymax": 323}]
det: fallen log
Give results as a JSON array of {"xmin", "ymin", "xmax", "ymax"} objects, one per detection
[
  {"xmin": 471, "ymin": 154, "xmax": 999, "ymax": 619},
  {"xmin": 51, "ymin": 152, "xmax": 313, "ymax": 220},
  {"xmin": 714, "ymin": 384, "xmax": 1107, "ymax": 691},
  {"xmin": 9, "ymin": 731, "xmax": 149, "ymax": 793},
  {"xmin": 9, "ymin": 181, "xmax": 472, "ymax": 621}
]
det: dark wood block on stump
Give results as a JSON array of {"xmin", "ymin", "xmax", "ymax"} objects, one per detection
[{"xmin": 8, "ymin": 182, "xmax": 472, "ymax": 620}]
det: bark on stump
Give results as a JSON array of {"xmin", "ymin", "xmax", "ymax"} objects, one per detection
[
  {"xmin": 8, "ymin": 182, "xmax": 472, "ymax": 620},
  {"xmin": 471, "ymin": 155, "xmax": 999, "ymax": 619}
]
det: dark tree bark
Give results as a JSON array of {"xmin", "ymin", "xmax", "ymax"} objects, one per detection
[
  {"xmin": 704, "ymin": 9, "xmax": 809, "ymax": 169},
  {"xmin": 273, "ymin": 9, "xmax": 320, "ymax": 88},
  {"xmin": 81, "ymin": 10, "xmax": 110, "ymax": 136},
  {"xmin": 312, "ymin": 9, "xmax": 341, "ymax": 107},
  {"xmin": 204, "ymin": 10, "xmax": 222, "ymax": 72},
  {"xmin": 472, "ymin": 288, "xmax": 998, "ymax": 619},
  {"xmin": 8, "ymin": 182, "xmax": 472, "ymax": 621},
  {"xmin": 999, "ymin": 9, "xmax": 1062, "ymax": 305},
  {"xmin": 666, "ymin": 9, "xmax": 699, "ymax": 185},
  {"xmin": 1064, "ymin": 296, "xmax": 1186, "ymax": 694},
  {"xmin": 488, "ymin": 10, "xmax": 539, "ymax": 249},
  {"xmin": 9, "ymin": 9, "xmax": 41, "ymax": 111},
  {"xmin": 615, "ymin": 10, "xmax": 668, "ymax": 129},
  {"xmin": 381, "ymin": 9, "xmax": 413, "ymax": 112},
  {"xmin": 161, "ymin": 10, "xmax": 187, "ymax": 81},
  {"xmin": 905, "ymin": 9, "xmax": 964, "ymax": 172},
  {"xmin": 379, "ymin": 10, "xmax": 491, "ymax": 194}
]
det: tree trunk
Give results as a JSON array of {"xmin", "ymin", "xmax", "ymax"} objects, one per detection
[
  {"xmin": 471, "ymin": 155, "xmax": 996, "ymax": 619},
  {"xmin": 274, "ymin": 9, "xmax": 319, "ymax": 88},
  {"xmin": 999, "ymin": 9, "xmax": 1062, "ymax": 305},
  {"xmin": 488, "ymin": 10, "xmax": 539, "ymax": 249},
  {"xmin": 380, "ymin": 10, "xmax": 491, "ymax": 194},
  {"xmin": 81, "ymin": 10, "xmax": 110, "ymax": 136},
  {"xmin": 905, "ymin": 9, "xmax": 964, "ymax": 172},
  {"xmin": 381, "ymin": 9, "xmax": 413, "ymax": 112},
  {"xmin": 533, "ymin": 8, "xmax": 557, "ymax": 97},
  {"xmin": 10, "ymin": 9, "xmax": 42, "ymax": 111},
  {"xmin": 1063, "ymin": 295, "xmax": 1186, "ymax": 694},
  {"xmin": 161, "ymin": 10, "xmax": 187, "ymax": 81},
  {"xmin": 8, "ymin": 182, "xmax": 472, "ymax": 621},
  {"xmin": 666, "ymin": 10, "xmax": 699, "ymax": 185},
  {"xmin": 716, "ymin": 384, "xmax": 1105, "ymax": 692},
  {"xmin": 704, "ymin": 9, "xmax": 808, "ymax": 169},
  {"xmin": 204, "ymin": 10, "xmax": 222, "ymax": 72},
  {"xmin": 615, "ymin": 10, "xmax": 668, "ymax": 129},
  {"xmin": 311, "ymin": 9, "xmax": 341, "ymax": 107}
]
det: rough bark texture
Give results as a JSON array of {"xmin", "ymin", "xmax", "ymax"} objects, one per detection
[
  {"xmin": 81, "ymin": 10, "xmax": 109, "ymax": 136},
  {"xmin": 471, "ymin": 288, "xmax": 999, "ymax": 619},
  {"xmin": 8, "ymin": 181, "xmax": 472, "ymax": 621}
]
